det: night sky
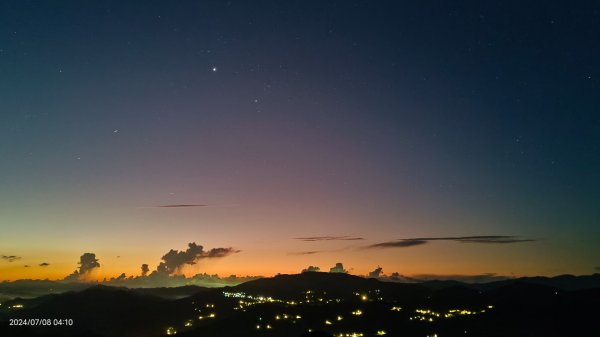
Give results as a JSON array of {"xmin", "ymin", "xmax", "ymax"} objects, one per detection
[{"xmin": 1, "ymin": 1, "xmax": 599, "ymax": 281}]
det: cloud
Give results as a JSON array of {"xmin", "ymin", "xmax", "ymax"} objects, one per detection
[
  {"xmin": 64, "ymin": 253, "xmax": 100, "ymax": 280},
  {"xmin": 367, "ymin": 236, "xmax": 534, "ymax": 249},
  {"xmin": 367, "ymin": 240, "xmax": 427, "ymax": 248},
  {"xmin": 596, "ymin": 266, "xmax": 600, "ymax": 272},
  {"xmin": 1, "ymin": 255, "xmax": 21, "ymax": 262},
  {"xmin": 302, "ymin": 265, "xmax": 321, "ymax": 273},
  {"xmin": 203, "ymin": 247, "xmax": 238, "ymax": 258},
  {"xmin": 158, "ymin": 204, "xmax": 207, "ymax": 208},
  {"xmin": 295, "ymin": 236, "xmax": 364, "ymax": 242},
  {"xmin": 103, "ymin": 272, "xmax": 261, "ymax": 288},
  {"xmin": 39, "ymin": 262, "xmax": 50, "ymax": 267},
  {"xmin": 368, "ymin": 266, "xmax": 383, "ymax": 278},
  {"xmin": 407, "ymin": 235, "xmax": 535, "ymax": 243},
  {"xmin": 60, "ymin": 243, "xmax": 239, "ymax": 283},
  {"xmin": 141, "ymin": 264, "xmax": 149, "ymax": 276},
  {"xmin": 451, "ymin": 236, "xmax": 534, "ymax": 244},
  {"xmin": 288, "ymin": 251, "xmax": 321, "ymax": 255},
  {"xmin": 329, "ymin": 262, "xmax": 348, "ymax": 273},
  {"xmin": 154, "ymin": 242, "xmax": 239, "ymax": 275},
  {"xmin": 78, "ymin": 253, "xmax": 100, "ymax": 274},
  {"xmin": 24, "ymin": 265, "xmax": 30, "ymax": 268}
]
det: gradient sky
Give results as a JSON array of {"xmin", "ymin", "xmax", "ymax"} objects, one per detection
[{"xmin": 1, "ymin": 1, "xmax": 599, "ymax": 281}]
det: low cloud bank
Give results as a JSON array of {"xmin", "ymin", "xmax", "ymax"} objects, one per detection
[
  {"xmin": 55, "ymin": 242, "xmax": 249, "ymax": 287},
  {"xmin": 363, "ymin": 266, "xmax": 510, "ymax": 283}
]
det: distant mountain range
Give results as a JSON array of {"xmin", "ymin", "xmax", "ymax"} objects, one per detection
[{"xmin": 418, "ymin": 273, "xmax": 600, "ymax": 291}]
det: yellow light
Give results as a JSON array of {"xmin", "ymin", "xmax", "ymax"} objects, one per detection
[
  {"xmin": 376, "ymin": 331, "xmax": 387, "ymax": 335},
  {"xmin": 337, "ymin": 315, "xmax": 343, "ymax": 321},
  {"xmin": 166, "ymin": 327, "xmax": 177, "ymax": 335},
  {"xmin": 352, "ymin": 309, "xmax": 363, "ymax": 316},
  {"xmin": 361, "ymin": 295, "xmax": 367, "ymax": 301},
  {"xmin": 325, "ymin": 320, "xmax": 333, "ymax": 325}
]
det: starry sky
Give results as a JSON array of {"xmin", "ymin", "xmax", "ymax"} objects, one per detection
[{"xmin": 1, "ymin": 1, "xmax": 599, "ymax": 281}]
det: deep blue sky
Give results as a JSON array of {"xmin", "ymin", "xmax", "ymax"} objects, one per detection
[{"xmin": 0, "ymin": 1, "xmax": 599, "ymax": 279}]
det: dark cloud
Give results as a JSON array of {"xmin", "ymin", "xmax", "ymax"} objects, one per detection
[
  {"xmin": 408, "ymin": 236, "xmax": 534, "ymax": 243},
  {"xmin": 301, "ymin": 266, "xmax": 320, "ymax": 273},
  {"xmin": 141, "ymin": 264, "xmax": 149, "ymax": 276},
  {"xmin": 288, "ymin": 251, "xmax": 321, "ymax": 255},
  {"xmin": 59, "ymin": 243, "xmax": 240, "ymax": 283},
  {"xmin": 79, "ymin": 253, "xmax": 100, "ymax": 274},
  {"xmin": 203, "ymin": 247, "xmax": 238, "ymax": 258},
  {"xmin": 154, "ymin": 242, "xmax": 239, "ymax": 275},
  {"xmin": 24, "ymin": 265, "xmax": 30, "ymax": 268},
  {"xmin": 39, "ymin": 262, "xmax": 50, "ymax": 267},
  {"xmin": 295, "ymin": 236, "xmax": 365, "ymax": 242},
  {"xmin": 367, "ymin": 240, "xmax": 428, "ymax": 248},
  {"xmin": 158, "ymin": 204, "xmax": 207, "ymax": 208},
  {"xmin": 367, "ymin": 236, "xmax": 534, "ymax": 249},
  {"xmin": 449, "ymin": 236, "xmax": 534, "ymax": 243},
  {"xmin": 64, "ymin": 253, "xmax": 100, "ymax": 280},
  {"xmin": 1, "ymin": 255, "xmax": 21, "ymax": 262},
  {"xmin": 329, "ymin": 262, "xmax": 348, "ymax": 274},
  {"xmin": 368, "ymin": 266, "xmax": 383, "ymax": 278}
]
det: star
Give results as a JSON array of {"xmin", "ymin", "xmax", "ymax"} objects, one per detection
[
  {"xmin": 212, "ymin": 67, "xmax": 217, "ymax": 72},
  {"xmin": 113, "ymin": 129, "xmax": 119, "ymax": 133}
]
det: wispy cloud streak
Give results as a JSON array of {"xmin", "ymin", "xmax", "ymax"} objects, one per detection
[
  {"xmin": 288, "ymin": 251, "xmax": 322, "ymax": 255},
  {"xmin": 158, "ymin": 204, "xmax": 208, "ymax": 208},
  {"xmin": 295, "ymin": 236, "xmax": 364, "ymax": 242},
  {"xmin": 1, "ymin": 255, "xmax": 21, "ymax": 262},
  {"xmin": 367, "ymin": 236, "xmax": 534, "ymax": 249}
]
